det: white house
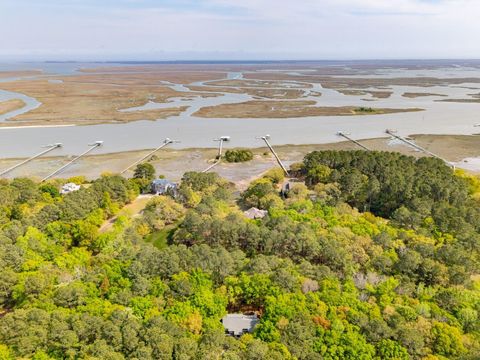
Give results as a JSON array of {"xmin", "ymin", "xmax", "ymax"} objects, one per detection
[
  {"xmin": 244, "ymin": 207, "xmax": 268, "ymax": 220},
  {"xmin": 60, "ymin": 183, "xmax": 81, "ymax": 195},
  {"xmin": 221, "ymin": 314, "xmax": 259, "ymax": 337}
]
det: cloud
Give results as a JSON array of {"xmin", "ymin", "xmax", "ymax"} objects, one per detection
[{"xmin": 1, "ymin": 0, "xmax": 479, "ymax": 59}]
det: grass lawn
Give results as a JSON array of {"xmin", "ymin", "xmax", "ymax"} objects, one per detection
[
  {"xmin": 145, "ymin": 223, "xmax": 178, "ymax": 249},
  {"xmin": 100, "ymin": 194, "xmax": 153, "ymax": 233}
]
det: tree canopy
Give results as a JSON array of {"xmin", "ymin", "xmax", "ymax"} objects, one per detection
[{"xmin": 0, "ymin": 152, "xmax": 479, "ymax": 359}]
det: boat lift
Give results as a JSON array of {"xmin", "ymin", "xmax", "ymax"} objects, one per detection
[
  {"xmin": 257, "ymin": 135, "xmax": 289, "ymax": 176},
  {"xmin": 0, "ymin": 143, "xmax": 62, "ymax": 177},
  {"xmin": 41, "ymin": 141, "xmax": 104, "ymax": 182},
  {"xmin": 385, "ymin": 129, "xmax": 455, "ymax": 169},
  {"xmin": 336, "ymin": 131, "xmax": 370, "ymax": 151},
  {"xmin": 121, "ymin": 138, "xmax": 180, "ymax": 175},
  {"xmin": 203, "ymin": 136, "xmax": 230, "ymax": 173}
]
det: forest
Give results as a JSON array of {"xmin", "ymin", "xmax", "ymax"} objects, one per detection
[{"xmin": 0, "ymin": 150, "xmax": 479, "ymax": 359}]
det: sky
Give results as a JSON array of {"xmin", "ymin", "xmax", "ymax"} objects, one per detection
[{"xmin": 1, "ymin": 0, "xmax": 479, "ymax": 60}]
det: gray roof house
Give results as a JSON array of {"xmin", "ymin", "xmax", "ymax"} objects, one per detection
[
  {"xmin": 244, "ymin": 207, "xmax": 268, "ymax": 220},
  {"xmin": 151, "ymin": 179, "xmax": 178, "ymax": 195},
  {"xmin": 221, "ymin": 314, "xmax": 259, "ymax": 337}
]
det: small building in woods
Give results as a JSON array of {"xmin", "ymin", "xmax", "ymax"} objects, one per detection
[{"xmin": 221, "ymin": 314, "xmax": 259, "ymax": 337}]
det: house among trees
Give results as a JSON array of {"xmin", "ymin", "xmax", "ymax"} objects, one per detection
[
  {"xmin": 151, "ymin": 179, "xmax": 178, "ymax": 196},
  {"xmin": 221, "ymin": 314, "xmax": 259, "ymax": 337},
  {"xmin": 244, "ymin": 207, "xmax": 268, "ymax": 219},
  {"xmin": 280, "ymin": 180, "xmax": 296, "ymax": 198},
  {"xmin": 60, "ymin": 182, "xmax": 81, "ymax": 195}
]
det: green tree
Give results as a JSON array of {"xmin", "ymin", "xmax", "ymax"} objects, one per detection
[
  {"xmin": 241, "ymin": 179, "xmax": 278, "ymax": 209},
  {"xmin": 133, "ymin": 163, "xmax": 156, "ymax": 181},
  {"xmin": 431, "ymin": 321, "xmax": 465, "ymax": 357},
  {"xmin": 306, "ymin": 164, "xmax": 332, "ymax": 185},
  {"xmin": 375, "ymin": 339, "xmax": 409, "ymax": 360},
  {"xmin": 263, "ymin": 168, "xmax": 285, "ymax": 185},
  {"xmin": 0, "ymin": 344, "xmax": 13, "ymax": 360}
]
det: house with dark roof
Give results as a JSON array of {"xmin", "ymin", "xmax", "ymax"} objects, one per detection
[{"xmin": 151, "ymin": 179, "xmax": 178, "ymax": 196}]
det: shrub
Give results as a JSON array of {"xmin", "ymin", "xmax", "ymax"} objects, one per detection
[
  {"xmin": 263, "ymin": 168, "xmax": 285, "ymax": 185},
  {"xmin": 355, "ymin": 107, "xmax": 375, "ymax": 113},
  {"xmin": 225, "ymin": 149, "xmax": 254, "ymax": 163}
]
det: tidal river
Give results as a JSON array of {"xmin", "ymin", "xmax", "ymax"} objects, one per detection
[{"xmin": 0, "ymin": 63, "xmax": 479, "ymax": 158}]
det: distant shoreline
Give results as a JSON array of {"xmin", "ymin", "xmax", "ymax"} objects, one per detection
[{"xmin": 15, "ymin": 59, "xmax": 480, "ymax": 65}]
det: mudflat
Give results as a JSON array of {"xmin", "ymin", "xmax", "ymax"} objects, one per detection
[
  {"xmin": 0, "ymin": 70, "xmax": 42, "ymax": 79},
  {"xmin": 402, "ymin": 92, "xmax": 447, "ymax": 98},
  {"xmin": 436, "ymin": 98, "xmax": 480, "ymax": 103},
  {"xmin": 0, "ymin": 99, "xmax": 26, "ymax": 115},
  {"xmin": 0, "ymin": 62, "xmax": 479, "ymax": 131},
  {"xmin": 187, "ymin": 85, "xmax": 307, "ymax": 99},
  {"xmin": 337, "ymin": 89, "xmax": 393, "ymax": 98},
  {"xmin": 1, "ymin": 134, "xmax": 479, "ymax": 183},
  {"xmin": 193, "ymin": 100, "xmax": 423, "ymax": 118},
  {"xmin": 205, "ymin": 79, "xmax": 312, "ymax": 89},
  {"xmin": 243, "ymin": 72, "xmax": 480, "ymax": 89},
  {"xmin": 0, "ymin": 71, "xmax": 222, "ymax": 125}
]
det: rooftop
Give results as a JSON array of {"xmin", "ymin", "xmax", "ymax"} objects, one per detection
[
  {"xmin": 244, "ymin": 207, "xmax": 268, "ymax": 220},
  {"xmin": 151, "ymin": 179, "xmax": 175, "ymax": 185},
  {"xmin": 221, "ymin": 314, "xmax": 259, "ymax": 336}
]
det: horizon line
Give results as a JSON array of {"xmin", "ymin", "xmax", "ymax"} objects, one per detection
[{"xmin": 3, "ymin": 58, "xmax": 480, "ymax": 64}]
